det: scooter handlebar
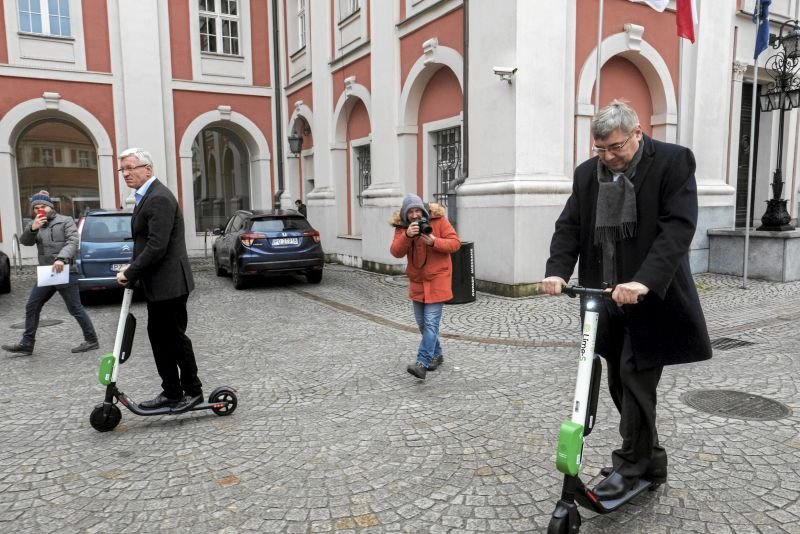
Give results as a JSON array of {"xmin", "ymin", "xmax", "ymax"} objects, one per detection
[{"xmin": 562, "ymin": 285, "xmax": 644, "ymax": 302}]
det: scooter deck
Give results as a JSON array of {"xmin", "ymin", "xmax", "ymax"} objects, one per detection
[
  {"xmin": 122, "ymin": 399, "xmax": 227, "ymax": 416},
  {"xmin": 576, "ymin": 478, "xmax": 655, "ymax": 513}
]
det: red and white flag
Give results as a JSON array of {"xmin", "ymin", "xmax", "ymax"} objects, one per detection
[
  {"xmin": 628, "ymin": 0, "xmax": 669, "ymax": 11},
  {"xmin": 675, "ymin": 0, "xmax": 698, "ymax": 43},
  {"xmin": 628, "ymin": 0, "xmax": 697, "ymax": 43}
]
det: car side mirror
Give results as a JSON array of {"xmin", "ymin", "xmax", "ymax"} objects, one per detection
[{"xmin": 212, "ymin": 227, "xmax": 222, "ymax": 236}]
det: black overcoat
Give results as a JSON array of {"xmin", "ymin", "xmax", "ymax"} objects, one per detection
[
  {"xmin": 124, "ymin": 179, "xmax": 195, "ymax": 302},
  {"xmin": 545, "ymin": 135, "xmax": 712, "ymax": 369}
]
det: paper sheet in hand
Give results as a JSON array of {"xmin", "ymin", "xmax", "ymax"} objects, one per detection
[{"xmin": 37, "ymin": 265, "xmax": 69, "ymax": 287}]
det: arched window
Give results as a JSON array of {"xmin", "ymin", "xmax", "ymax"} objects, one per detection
[
  {"xmin": 191, "ymin": 127, "xmax": 250, "ymax": 231},
  {"xmin": 15, "ymin": 120, "xmax": 99, "ymax": 222}
]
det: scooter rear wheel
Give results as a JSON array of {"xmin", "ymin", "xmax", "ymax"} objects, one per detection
[
  {"xmin": 90, "ymin": 404, "xmax": 122, "ymax": 432},
  {"xmin": 547, "ymin": 515, "xmax": 579, "ymax": 533},
  {"xmin": 210, "ymin": 388, "xmax": 238, "ymax": 416}
]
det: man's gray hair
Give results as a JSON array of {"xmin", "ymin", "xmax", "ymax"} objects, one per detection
[
  {"xmin": 119, "ymin": 147, "xmax": 155, "ymax": 171},
  {"xmin": 591, "ymin": 99, "xmax": 639, "ymax": 139}
]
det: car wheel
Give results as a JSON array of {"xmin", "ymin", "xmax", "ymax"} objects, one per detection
[
  {"xmin": 306, "ymin": 270, "xmax": 323, "ymax": 284},
  {"xmin": 213, "ymin": 250, "xmax": 226, "ymax": 277},
  {"xmin": 231, "ymin": 258, "xmax": 247, "ymax": 290},
  {"xmin": 0, "ymin": 255, "xmax": 10, "ymax": 294}
]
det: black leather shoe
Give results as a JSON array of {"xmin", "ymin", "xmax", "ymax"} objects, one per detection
[
  {"xmin": 174, "ymin": 393, "xmax": 203, "ymax": 412},
  {"xmin": 428, "ymin": 355, "xmax": 444, "ymax": 371},
  {"xmin": 139, "ymin": 393, "xmax": 180, "ymax": 409},
  {"xmin": 600, "ymin": 464, "xmax": 666, "ymax": 483},
  {"xmin": 2, "ymin": 343, "xmax": 34, "ymax": 355},
  {"xmin": 592, "ymin": 471, "xmax": 639, "ymax": 500},
  {"xmin": 71, "ymin": 340, "xmax": 100, "ymax": 353},
  {"xmin": 407, "ymin": 362, "xmax": 427, "ymax": 380}
]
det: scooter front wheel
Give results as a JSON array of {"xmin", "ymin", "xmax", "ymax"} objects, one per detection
[
  {"xmin": 548, "ymin": 499, "xmax": 581, "ymax": 533},
  {"xmin": 210, "ymin": 388, "xmax": 238, "ymax": 416},
  {"xmin": 90, "ymin": 403, "xmax": 122, "ymax": 432}
]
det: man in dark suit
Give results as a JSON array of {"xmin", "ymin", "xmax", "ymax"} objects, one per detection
[
  {"xmin": 115, "ymin": 148, "xmax": 203, "ymax": 411},
  {"xmin": 542, "ymin": 100, "xmax": 712, "ymax": 500}
]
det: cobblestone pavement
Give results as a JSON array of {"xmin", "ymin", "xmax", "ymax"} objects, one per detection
[{"xmin": 0, "ymin": 260, "xmax": 798, "ymax": 533}]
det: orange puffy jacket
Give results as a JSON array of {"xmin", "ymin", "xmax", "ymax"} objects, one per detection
[{"xmin": 389, "ymin": 203, "xmax": 461, "ymax": 303}]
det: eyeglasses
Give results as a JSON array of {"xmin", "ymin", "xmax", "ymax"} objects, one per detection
[
  {"xmin": 117, "ymin": 164, "xmax": 149, "ymax": 174},
  {"xmin": 593, "ymin": 133, "xmax": 634, "ymax": 155}
]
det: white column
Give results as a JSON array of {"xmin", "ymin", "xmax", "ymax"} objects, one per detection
[
  {"xmin": 680, "ymin": 0, "xmax": 737, "ymax": 271},
  {"xmin": 113, "ymin": 2, "xmax": 170, "ymax": 184},
  {"xmin": 306, "ymin": 0, "xmax": 337, "ymax": 245},
  {"xmin": 458, "ymin": 0, "xmax": 575, "ymax": 288},
  {"xmin": 360, "ymin": 0, "xmax": 403, "ymax": 266}
]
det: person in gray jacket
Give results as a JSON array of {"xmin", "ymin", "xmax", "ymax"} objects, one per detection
[{"xmin": 2, "ymin": 191, "xmax": 99, "ymax": 356}]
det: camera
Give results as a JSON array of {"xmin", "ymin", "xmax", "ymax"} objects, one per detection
[{"xmin": 417, "ymin": 218, "xmax": 433, "ymax": 235}]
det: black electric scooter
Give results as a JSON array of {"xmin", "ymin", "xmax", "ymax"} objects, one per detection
[
  {"xmin": 548, "ymin": 285, "xmax": 656, "ymax": 534},
  {"xmin": 90, "ymin": 288, "xmax": 238, "ymax": 432}
]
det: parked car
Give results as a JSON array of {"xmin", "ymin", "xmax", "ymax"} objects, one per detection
[
  {"xmin": 0, "ymin": 250, "xmax": 10, "ymax": 294},
  {"xmin": 75, "ymin": 209, "xmax": 133, "ymax": 292},
  {"xmin": 212, "ymin": 209, "xmax": 324, "ymax": 289}
]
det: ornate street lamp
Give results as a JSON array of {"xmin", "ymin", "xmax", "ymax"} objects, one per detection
[
  {"xmin": 756, "ymin": 20, "xmax": 800, "ymax": 231},
  {"xmin": 287, "ymin": 130, "xmax": 303, "ymax": 156}
]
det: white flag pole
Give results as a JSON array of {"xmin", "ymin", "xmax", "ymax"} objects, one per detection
[
  {"xmin": 595, "ymin": 0, "xmax": 604, "ymax": 114},
  {"xmin": 743, "ymin": 6, "xmax": 762, "ymax": 289}
]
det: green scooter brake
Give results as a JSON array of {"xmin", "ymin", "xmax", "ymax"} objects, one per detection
[
  {"xmin": 555, "ymin": 420, "xmax": 584, "ymax": 476},
  {"xmin": 98, "ymin": 354, "xmax": 115, "ymax": 385}
]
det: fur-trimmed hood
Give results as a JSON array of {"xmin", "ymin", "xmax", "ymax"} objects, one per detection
[{"xmin": 389, "ymin": 202, "xmax": 446, "ymax": 227}]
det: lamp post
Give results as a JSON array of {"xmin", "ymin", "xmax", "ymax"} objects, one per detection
[{"xmin": 757, "ymin": 20, "xmax": 800, "ymax": 231}]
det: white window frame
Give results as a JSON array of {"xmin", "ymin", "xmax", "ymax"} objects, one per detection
[
  {"xmin": 199, "ymin": 0, "xmax": 241, "ymax": 56},
  {"xmin": 19, "ymin": 0, "xmax": 71, "ymax": 37},
  {"xmin": 348, "ymin": 136, "xmax": 370, "ymax": 236},
  {"xmin": 3, "ymin": 0, "xmax": 86, "ymax": 69},
  {"xmin": 189, "ymin": 0, "xmax": 252, "ymax": 83},
  {"xmin": 297, "ymin": 0, "xmax": 307, "ymax": 50},
  {"xmin": 339, "ymin": 0, "xmax": 360, "ymax": 21}
]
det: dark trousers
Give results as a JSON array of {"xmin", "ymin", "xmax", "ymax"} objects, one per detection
[
  {"xmin": 146, "ymin": 295, "xmax": 202, "ymax": 399},
  {"xmin": 602, "ymin": 313, "xmax": 666, "ymax": 480},
  {"xmin": 22, "ymin": 273, "xmax": 97, "ymax": 347}
]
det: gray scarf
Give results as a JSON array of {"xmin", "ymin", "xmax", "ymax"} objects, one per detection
[{"xmin": 594, "ymin": 139, "xmax": 644, "ymax": 284}]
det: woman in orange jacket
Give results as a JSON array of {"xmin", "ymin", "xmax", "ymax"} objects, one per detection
[{"xmin": 390, "ymin": 194, "xmax": 461, "ymax": 379}]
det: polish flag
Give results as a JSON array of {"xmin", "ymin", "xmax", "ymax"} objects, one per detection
[
  {"xmin": 628, "ymin": 0, "xmax": 698, "ymax": 43},
  {"xmin": 676, "ymin": 0, "xmax": 698, "ymax": 43},
  {"xmin": 628, "ymin": 0, "xmax": 669, "ymax": 11}
]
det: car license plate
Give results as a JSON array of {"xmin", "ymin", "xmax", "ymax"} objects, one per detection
[
  {"xmin": 272, "ymin": 238, "xmax": 299, "ymax": 246},
  {"xmin": 111, "ymin": 264, "xmax": 127, "ymax": 272}
]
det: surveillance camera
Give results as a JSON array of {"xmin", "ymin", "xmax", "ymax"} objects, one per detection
[{"xmin": 492, "ymin": 66, "xmax": 518, "ymax": 76}]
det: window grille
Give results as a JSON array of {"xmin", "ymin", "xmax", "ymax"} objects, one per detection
[
  {"xmin": 19, "ymin": 0, "xmax": 71, "ymax": 36},
  {"xmin": 434, "ymin": 127, "xmax": 461, "ymax": 206},
  {"xmin": 355, "ymin": 145, "xmax": 371, "ymax": 207},
  {"xmin": 339, "ymin": 0, "xmax": 360, "ymax": 20},
  {"xmin": 199, "ymin": 0, "xmax": 239, "ymax": 55},
  {"xmin": 79, "ymin": 150, "xmax": 89, "ymax": 168}
]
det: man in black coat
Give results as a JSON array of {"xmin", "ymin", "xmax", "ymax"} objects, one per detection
[
  {"xmin": 542, "ymin": 100, "xmax": 712, "ymax": 500},
  {"xmin": 115, "ymin": 148, "xmax": 203, "ymax": 411}
]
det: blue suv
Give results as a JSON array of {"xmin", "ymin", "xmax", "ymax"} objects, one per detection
[
  {"xmin": 76, "ymin": 210, "xmax": 133, "ymax": 292},
  {"xmin": 212, "ymin": 209, "xmax": 324, "ymax": 289}
]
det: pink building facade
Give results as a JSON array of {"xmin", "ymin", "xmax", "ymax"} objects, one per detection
[{"xmin": 0, "ymin": 1, "xmax": 796, "ymax": 293}]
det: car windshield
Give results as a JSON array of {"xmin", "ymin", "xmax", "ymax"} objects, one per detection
[
  {"xmin": 250, "ymin": 217, "xmax": 311, "ymax": 232},
  {"xmin": 82, "ymin": 215, "xmax": 132, "ymax": 242}
]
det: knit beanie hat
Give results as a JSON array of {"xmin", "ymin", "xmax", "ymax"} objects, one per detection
[
  {"xmin": 400, "ymin": 193, "xmax": 430, "ymax": 225},
  {"xmin": 30, "ymin": 190, "xmax": 54, "ymax": 209}
]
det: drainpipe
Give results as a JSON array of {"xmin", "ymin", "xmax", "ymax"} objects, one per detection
[
  {"xmin": 447, "ymin": 0, "xmax": 468, "ymax": 228},
  {"xmin": 271, "ymin": 0, "xmax": 285, "ymax": 208}
]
